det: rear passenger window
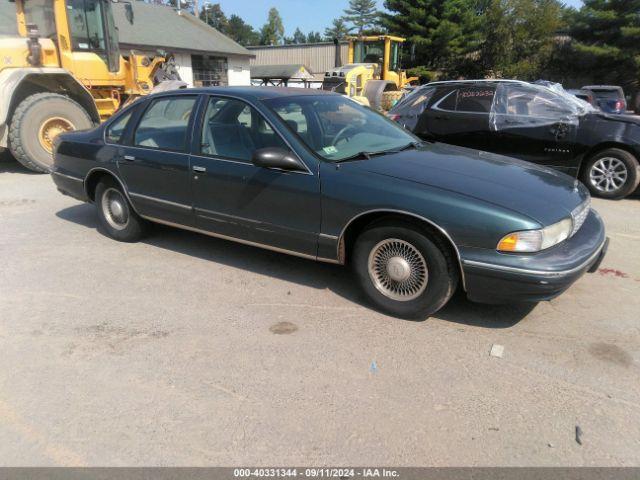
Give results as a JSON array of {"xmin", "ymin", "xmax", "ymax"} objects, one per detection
[
  {"xmin": 105, "ymin": 111, "xmax": 132, "ymax": 144},
  {"xmin": 134, "ymin": 96, "xmax": 197, "ymax": 152},
  {"xmin": 437, "ymin": 87, "xmax": 495, "ymax": 113},
  {"xmin": 456, "ymin": 87, "xmax": 495, "ymax": 113}
]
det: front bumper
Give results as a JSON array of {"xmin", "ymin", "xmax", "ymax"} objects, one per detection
[{"xmin": 461, "ymin": 209, "xmax": 607, "ymax": 304}]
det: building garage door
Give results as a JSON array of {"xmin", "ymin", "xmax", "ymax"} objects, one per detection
[{"xmin": 192, "ymin": 55, "xmax": 228, "ymax": 87}]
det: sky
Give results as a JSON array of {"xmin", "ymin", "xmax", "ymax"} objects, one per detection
[{"xmin": 206, "ymin": 0, "xmax": 583, "ymax": 37}]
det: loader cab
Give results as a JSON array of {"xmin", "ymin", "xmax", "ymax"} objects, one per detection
[
  {"xmin": 16, "ymin": 0, "xmax": 122, "ymax": 74},
  {"xmin": 65, "ymin": 0, "xmax": 121, "ymax": 72},
  {"xmin": 348, "ymin": 35, "xmax": 403, "ymax": 82}
]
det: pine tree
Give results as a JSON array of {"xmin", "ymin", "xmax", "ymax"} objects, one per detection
[
  {"xmin": 199, "ymin": 3, "xmax": 228, "ymax": 32},
  {"xmin": 306, "ymin": 31, "xmax": 324, "ymax": 43},
  {"xmin": 260, "ymin": 7, "xmax": 285, "ymax": 45},
  {"xmin": 293, "ymin": 28, "xmax": 307, "ymax": 44},
  {"xmin": 568, "ymin": 0, "xmax": 640, "ymax": 90},
  {"xmin": 480, "ymin": 0, "xmax": 563, "ymax": 78},
  {"xmin": 324, "ymin": 18, "xmax": 350, "ymax": 40},
  {"xmin": 343, "ymin": 0, "xmax": 379, "ymax": 34},
  {"xmin": 382, "ymin": 0, "xmax": 485, "ymax": 73},
  {"xmin": 227, "ymin": 14, "xmax": 260, "ymax": 46}
]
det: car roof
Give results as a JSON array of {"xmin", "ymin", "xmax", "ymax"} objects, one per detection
[
  {"xmin": 581, "ymin": 85, "xmax": 623, "ymax": 91},
  {"xmin": 425, "ymin": 79, "xmax": 528, "ymax": 87},
  {"xmin": 149, "ymin": 86, "xmax": 336, "ymax": 101}
]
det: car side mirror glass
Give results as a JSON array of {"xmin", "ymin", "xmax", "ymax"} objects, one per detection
[{"xmin": 251, "ymin": 147, "xmax": 306, "ymax": 172}]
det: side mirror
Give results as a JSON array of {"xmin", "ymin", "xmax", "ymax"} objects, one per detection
[{"xmin": 252, "ymin": 147, "xmax": 306, "ymax": 172}]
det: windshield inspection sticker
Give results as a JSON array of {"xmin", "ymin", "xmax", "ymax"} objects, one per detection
[{"xmin": 323, "ymin": 146, "xmax": 338, "ymax": 155}]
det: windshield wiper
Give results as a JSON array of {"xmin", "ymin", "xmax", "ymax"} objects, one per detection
[
  {"xmin": 333, "ymin": 142, "xmax": 426, "ymax": 164},
  {"xmin": 333, "ymin": 151, "xmax": 377, "ymax": 163}
]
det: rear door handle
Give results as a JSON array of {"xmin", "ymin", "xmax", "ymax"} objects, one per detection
[
  {"xmin": 192, "ymin": 166, "xmax": 206, "ymax": 173},
  {"xmin": 123, "ymin": 155, "xmax": 136, "ymax": 161}
]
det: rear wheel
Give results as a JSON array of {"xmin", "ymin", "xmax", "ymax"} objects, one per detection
[
  {"xmin": 582, "ymin": 148, "xmax": 640, "ymax": 199},
  {"xmin": 95, "ymin": 178, "xmax": 148, "ymax": 242},
  {"xmin": 9, "ymin": 93, "xmax": 93, "ymax": 173},
  {"xmin": 353, "ymin": 222, "xmax": 458, "ymax": 319}
]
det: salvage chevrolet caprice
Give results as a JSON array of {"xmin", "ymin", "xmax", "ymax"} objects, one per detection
[{"xmin": 51, "ymin": 87, "xmax": 608, "ymax": 318}]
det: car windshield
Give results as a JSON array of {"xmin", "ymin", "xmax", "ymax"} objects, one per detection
[{"xmin": 265, "ymin": 95, "xmax": 419, "ymax": 162}]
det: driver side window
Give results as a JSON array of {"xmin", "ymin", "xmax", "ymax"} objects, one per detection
[
  {"xmin": 200, "ymin": 97, "xmax": 289, "ymax": 163},
  {"xmin": 66, "ymin": 0, "xmax": 106, "ymax": 51}
]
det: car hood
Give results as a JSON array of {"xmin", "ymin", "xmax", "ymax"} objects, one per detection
[{"xmin": 354, "ymin": 143, "xmax": 589, "ymax": 225}]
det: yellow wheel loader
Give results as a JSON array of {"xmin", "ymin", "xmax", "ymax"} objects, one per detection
[
  {"xmin": 0, "ymin": 0, "xmax": 183, "ymax": 172},
  {"xmin": 322, "ymin": 35, "xmax": 417, "ymax": 111}
]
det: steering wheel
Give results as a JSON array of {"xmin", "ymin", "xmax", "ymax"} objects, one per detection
[{"xmin": 332, "ymin": 125, "xmax": 358, "ymax": 146}]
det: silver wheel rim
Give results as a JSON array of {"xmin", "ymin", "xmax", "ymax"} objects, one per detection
[
  {"xmin": 101, "ymin": 188, "xmax": 129, "ymax": 231},
  {"xmin": 590, "ymin": 157, "xmax": 628, "ymax": 193},
  {"xmin": 367, "ymin": 238, "xmax": 428, "ymax": 302}
]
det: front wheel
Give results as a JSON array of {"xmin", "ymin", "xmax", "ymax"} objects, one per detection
[
  {"xmin": 352, "ymin": 222, "xmax": 458, "ymax": 319},
  {"xmin": 95, "ymin": 178, "xmax": 148, "ymax": 242},
  {"xmin": 582, "ymin": 148, "xmax": 640, "ymax": 199},
  {"xmin": 9, "ymin": 93, "xmax": 93, "ymax": 173}
]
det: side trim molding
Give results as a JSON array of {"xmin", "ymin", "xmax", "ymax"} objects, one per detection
[
  {"xmin": 129, "ymin": 192, "xmax": 192, "ymax": 211},
  {"xmin": 337, "ymin": 209, "xmax": 467, "ymax": 290},
  {"xmin": 140, "ymin": 215, "xmax": 336, "ymax": 264},
  {"xmin": 51, "ymin": 171, "xmax": 83, "ymax": 182}
]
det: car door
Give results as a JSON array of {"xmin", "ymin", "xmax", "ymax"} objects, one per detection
[
  {"xmin": 117, "ymin": 94, "xmax": 198, "ymax": 226},
  {"xmin": 489, "ymin": 83, "xmax": 579, "ymax": 173},
  {"xmin": 419, "ymin": 85, "xmax": 494, "ymax": 152},
  {"xmin": 189, "ymin": 95, "xmax": 321, "ymax": 258}
]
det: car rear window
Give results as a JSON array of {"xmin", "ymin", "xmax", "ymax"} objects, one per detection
[{"xmin": 590, "ymin": 89, "xmax": 622, "ymax": 100}]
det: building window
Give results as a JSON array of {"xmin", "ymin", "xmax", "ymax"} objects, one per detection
[{"xmin": 191, "ymin": 55, "xmax": 228, "ymax": 87}]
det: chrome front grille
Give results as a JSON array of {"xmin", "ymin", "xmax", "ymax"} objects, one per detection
[{"xmin": 571, "ymin": 198, "xmax": 591, "ymax": 237}]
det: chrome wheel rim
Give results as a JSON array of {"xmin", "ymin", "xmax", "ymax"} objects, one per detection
[
  {"xmin": 367, "ymin": 238, "xmax": 428, "ymax": 302},
  {"xmin": 101, "ymin": 188, "xmax": 129, "ymax": 230},
  {"xmin": 590, "ymin": 157, "xmax": 628, "ymax": 193}
]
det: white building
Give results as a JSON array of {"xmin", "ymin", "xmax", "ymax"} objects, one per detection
[{"xmin": 113, "ymin": 2, "xmax": 253, "ymax": 87}]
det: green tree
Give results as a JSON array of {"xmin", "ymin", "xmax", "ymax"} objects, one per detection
[
  {"xmin": 293, "ymin": 27, "xmax": 307, "ymax": 44},
  {"xmin": 260, "ymin": 7, "xmax": 285, "ymax": 45},
  {"xmin": 324, "ymin": 18, "xmax": 350, "ymax": 40},
  {"xmin": 480, "ymin": 0, "xmax": 564, "ymax": 78},
  {"xmin": 226, "ymin": 14, "xmax": 260, "ymax": 45},
  {"xmin": 343, "ymin": 0, "xmax": 379, "ymax": 34},
  {"xmin": 306, "ymin": 31, "xmax": 325, "ymax": 43},
  {"xmin": 199, "ymin": 3, "xmax": 228, "ymax": 32},
  {"xmin": 567, "ymin": 0, "xmax": 640, "ymax": 90},
  {"xmin": 382, "ymin": 0, "xmax": 485, "ymax": 74}
]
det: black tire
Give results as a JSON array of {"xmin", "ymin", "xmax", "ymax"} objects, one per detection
[
  {"xmin": 95, "ymin": 178, "xmax": 147, "ymax": 242},
  {"xmin": 9, "ymin": 93, "xmax": 93, "ymax": 173},
  {"xmin": 581, "ymin": 148, "xmax": 640, "ymax": 199},
  {"xmin": 352, "ymin": 221, "xmax": 459, "ymax": 319}
]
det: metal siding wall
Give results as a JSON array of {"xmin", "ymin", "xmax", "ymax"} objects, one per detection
[{"xmin": 248, "ymin": 43, "xmax": 349, "ymax": 74}]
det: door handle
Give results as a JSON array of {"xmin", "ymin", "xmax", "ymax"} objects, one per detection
[
  {"xmin": 192, "ymin": 166, "xmax": 206, "ymax": 173},
  {"xmin": 123, "ymin": 155, "xmax": 136, "ymax": 161}
]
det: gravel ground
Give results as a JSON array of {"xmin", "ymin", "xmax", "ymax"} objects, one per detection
[{"xmin": 0, "ymin": 161, "xmax": 639, "ymax": 467}]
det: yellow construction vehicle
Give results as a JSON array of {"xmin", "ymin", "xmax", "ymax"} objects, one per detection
[
  {"xmin": 0, "ymin": 0, "xmax": 182, "ymax": 172},
  {"xmin": 322, "ymin": 35, "xmax": 417, "ymax": 111}
]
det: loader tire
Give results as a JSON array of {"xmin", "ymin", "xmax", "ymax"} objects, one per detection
[{"xmin": 9, "ymin": 93, "xmax": 93, "ymax": 173}]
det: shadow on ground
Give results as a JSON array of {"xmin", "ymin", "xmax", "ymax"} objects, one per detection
[
  {"xmin": 0, "ymin": 156, "xmax": 40, "ymax": 175},
  {"xmin": 56, "ymin": 202, "xmax": 537, "ymax": 328}
]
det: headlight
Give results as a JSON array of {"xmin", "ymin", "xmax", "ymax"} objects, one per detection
[{"xmin": 497, "ymin": 217, "xmax": 573, "ymax": 253}]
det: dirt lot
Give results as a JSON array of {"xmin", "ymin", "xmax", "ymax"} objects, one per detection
[{"xmin": 0, "ymin": 160, "xmax": 639, "ymax": 467}]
